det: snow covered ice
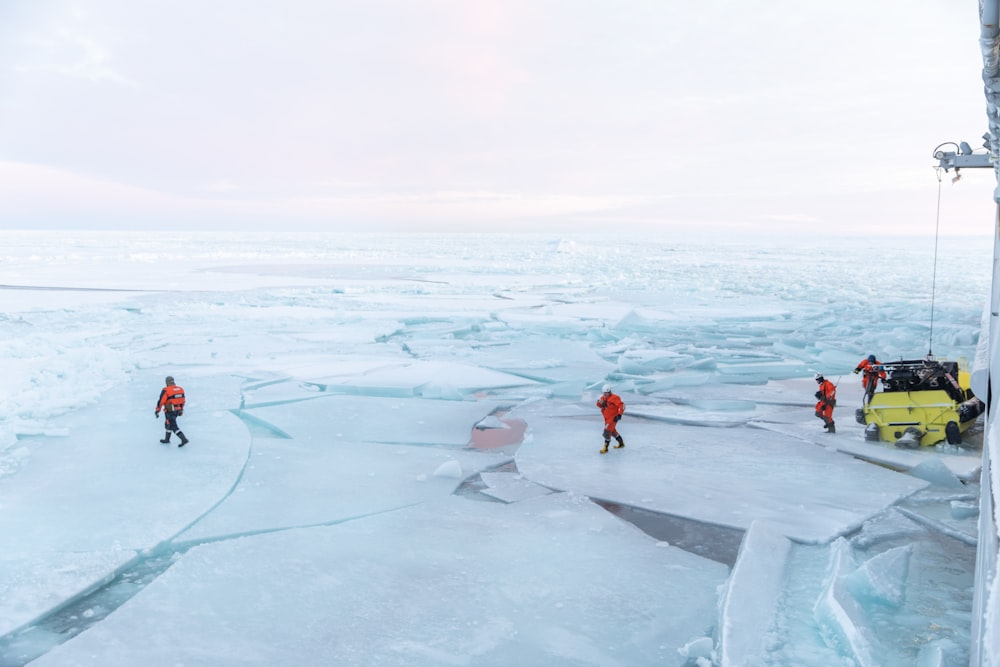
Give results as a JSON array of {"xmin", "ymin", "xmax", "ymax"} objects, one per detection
[{"xmin": 0, "ymin": 231, "xmax": 990, "ymax": 666}]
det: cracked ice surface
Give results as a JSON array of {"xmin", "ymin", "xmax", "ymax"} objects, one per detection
[{"xmin": 0, "ymin": 231, "xmax": 990, "ymax": 666}]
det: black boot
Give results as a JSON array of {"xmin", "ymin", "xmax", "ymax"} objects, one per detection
[
  {"xmin": 613, "ymin": 436, "xmax": 625, "ymax": 449},
  {"xmin": 177, "ymin": 431, "xmax": 189, "ymax": 447},
  {"xmin": 827, "ymin": 422, "xmax": 836, "ymax": 434},
  {"xmin": 160, "ymin": 431, "xmax": 171, "ymax": 444}
]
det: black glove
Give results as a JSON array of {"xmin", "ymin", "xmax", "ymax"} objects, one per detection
[
  {"xmin": 814, "ymin": 391, "xmax": 822, "ymax": 400},
  {"xmin": 155, "ymin": 411, "xmax": 160, "ymax": 418},
  {"xmin": 853, "ymin": 368, "xmax": 860, "ymax": 374},
  {"xmin": 613, "ymin": 414, "xmax": 621, "ymax": 422}
]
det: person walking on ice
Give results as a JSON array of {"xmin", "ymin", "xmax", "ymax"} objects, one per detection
[
  {"xmin": 155, "ymin": 375, "xmax": 189, "ymax": 447},
  {"xmin": 813, "ymin": 373, "xmax": 837, "ymax": 434},
  {"xmin": 596, "ymin": 384, "xmax": 625, "ymax": 454}
]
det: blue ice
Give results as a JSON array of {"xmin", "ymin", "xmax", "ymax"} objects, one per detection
[{"xmin": 0, "ymin": 232, "xmax": 989, "ymax": 666}]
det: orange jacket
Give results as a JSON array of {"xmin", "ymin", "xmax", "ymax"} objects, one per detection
[
  {"xmin": 815, "ymin": 379, "xmax": 836, "ymax": 405},
  {"xmin": 597, "ymin": 392, "xmax": 624, "ymax": 421},
  {"xmin": 854, "ymin": 358, "xmax": 886, "ymax": 383},
  {"xmin": 157, "ymin": 384, "xmax": 186, "ymax": 413}
]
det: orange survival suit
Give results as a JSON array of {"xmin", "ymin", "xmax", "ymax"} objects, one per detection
[
  {"xmin": 814, "ymin": 375, "xmax": 836, "ymax": 433},
  {"xmin": 596, "ymin": 388, "xmax": 625, "ymax": 452},
  {"xmin": 853, "ymin": 355, "xmax": 885, "ymax": 404},
  {"xmin": 155, "ymin": 376, "xmax": 189, "ymax": 447}
]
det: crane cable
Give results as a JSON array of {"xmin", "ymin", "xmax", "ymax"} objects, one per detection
[{"xmin": 930, "ymin": 167, "xmax": 944, "ymax": 357}]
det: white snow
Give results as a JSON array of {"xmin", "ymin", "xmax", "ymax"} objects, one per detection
[{"xmin": 0, "ymin": 231, "xmax": 990, "ymax": 666}]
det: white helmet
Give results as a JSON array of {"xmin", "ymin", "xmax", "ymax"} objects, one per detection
[
  {"xmin": 602, "ymin": 384, "xmax": 612, "ymax": 393},
  {"xmin": 814, "ymin": 373, "xmax": 824, "ymax": 382}
]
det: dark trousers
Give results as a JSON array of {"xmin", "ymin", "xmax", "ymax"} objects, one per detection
[{"xmin": 163, "ymin": 411, "xmax": 181, "ymax": 433}]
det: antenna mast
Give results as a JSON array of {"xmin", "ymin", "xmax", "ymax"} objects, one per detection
[
  {"xmin": 931, "ymin": 140, "xmax": 993, "ymax": 357},
  {"xmin": 929, "ymin": 168, "xmax": 943, "ymax": 357}
]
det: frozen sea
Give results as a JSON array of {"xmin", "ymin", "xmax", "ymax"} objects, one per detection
[{"xmin": 0, "ymin": 231, "xmax": 991, "ymax": 666}]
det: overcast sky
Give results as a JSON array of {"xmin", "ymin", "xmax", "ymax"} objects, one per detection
[{"xmin": 0, "ymin": 1, "xmax": 994, "ymax": 236}]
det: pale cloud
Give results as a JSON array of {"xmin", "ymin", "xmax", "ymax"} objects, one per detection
[
  {"xmin": 0, "ymin": 161, "xmax": 199, "ymax": 215},
  {"xmin": 0, "ymin": 0, "xmax": 992, "ymax": 235},
  {"xmin": 754, "ymin": 214, "xmax": 821, "ymax": 225},
  {"xmin": 15, "ymin": 22, "xmax": 132, "ymax": 86},
  {"xmin": 202, "ymin": 180, "xmax": 241, "ymax": 193},
  {"xmin": 288, "ymin": 190, "xmax": 644, "ymax": 221},
  {"xmin": 0, "ymin": 160, "xmax": 644, "ymax": 230}
]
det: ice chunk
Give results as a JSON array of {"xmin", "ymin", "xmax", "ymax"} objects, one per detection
[
  {"xmin": 617, "ymin": 349, "xmax": 693, "ymax": 374},
  {"xmin": 416, "ymin": 382, "xmax": 466, "ymax": 400},
  {"xmin": 678, "ymin": 635, "xmax": 714, "ymax": 660},
  {"xmin": 812, "ymin": 538, "xmax": 880, "ymax": 667},
  {"xmin": 908, "ymin": 458, "xmax": 966, "ymax": 489},
  {"xmin": 843, "ymin": 545, "xmax": 912, "ymax": 608},
  {"xmin": 916, "ymin": 638, "xmax": 962, "ymax": 666},
  {"xmin": 479, "ymin": 472, "xmax": 553, "ymax": 503},
  {"xmin": 950, "ymin": 500, "xmax": 979, "ymax": 519},
  {"xmin": 718, "ymin": 521, "xmax": 790, "ymax": 666},
  {"xmin": 433, "ymin": 460, "xmax": 462, "ymax": 478},
  {"xmin": 474, "ymin": 415, "xmax": 508, "ymax": 430},
  {"xmin": 30, "ymin": 494, "xmax": 728, "ymax": 666}
]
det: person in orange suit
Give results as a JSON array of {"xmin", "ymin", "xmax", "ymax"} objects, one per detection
[
  {"xmin": 814, "ymin": 373, "xmax": 837, "ymax": 433},
  {"xmin": 596, "ymin": 384, "xmax": 625, "ymax": 454},
  {"xmin": 155, "ymin": 375, "xmax": 190, "ymax": 447},
  {"xmin": 853, "ymin": 354, "xmax": 885, "ymax": 404}
]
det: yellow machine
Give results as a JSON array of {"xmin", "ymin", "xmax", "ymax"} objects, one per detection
[{"xmin": 856, "ymin": 357, "xmax": 985, "ymax": 447}]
